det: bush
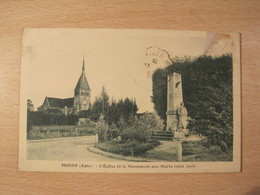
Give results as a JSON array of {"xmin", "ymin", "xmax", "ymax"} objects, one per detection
[
  {"xmin": 28, "ymin": 111, "xmax": 79, "ymax": 126},
  {"xmin": 78, "ymin": 110, "xmax": 94, "ymax": 118},
  {"xmin": 107, "ymin": 128, "xmax": 120, "ymax": 140},
  {"xmin": 121, "ymin": 113, "xmax": 164, "ymax": 143}
]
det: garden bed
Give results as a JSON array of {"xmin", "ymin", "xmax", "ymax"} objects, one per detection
[{"xmin": 96, "ymin": 140, "xmax": 160, "ymax": 157}]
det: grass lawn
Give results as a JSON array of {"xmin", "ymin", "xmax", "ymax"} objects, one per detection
[
  {"xmin": 182, "ymin": 140, "xmax": 233, "ymax": 162},
  {"xmin": 143, "ymin": 141, "xmax": 177, "ymax": 161},
  {"xmin": 96, "ymin": 139, "xmax": 177, "ymax": 161},
  {"xmin": 96, "ymin": 139, "xmax": 232, "ymax": 162},
  {"xmin": 143, "ymin": 140, "xmax": 233, "ymax": 162}
]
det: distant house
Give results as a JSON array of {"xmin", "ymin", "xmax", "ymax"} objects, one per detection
[{"xmin": 38, "ymin": 59, "xmax": 91, "ymax": 115}]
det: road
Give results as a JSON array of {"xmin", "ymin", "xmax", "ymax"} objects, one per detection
[{"xmin": 27, "ymin": 136, "xmax": 119, "ymax": 161}]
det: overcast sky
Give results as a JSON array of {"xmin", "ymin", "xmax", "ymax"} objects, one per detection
[{"xmin": 22, "ymin": 29, "xmax": 234, "ymax": 112}]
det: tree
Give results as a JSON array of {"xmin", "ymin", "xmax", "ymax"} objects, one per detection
[
  {"xmin": 117, "ymin": 115, "xmax": 127, "ymax": 132},
  {"xmin": 91, "ymin": 86, "xmax": 110, "ymax": 121},
  {"xmin": 27, "ymin": 99, "xmax": 34, "ymax": 136},
  {"xmin": 96, "ymin": 114, "xmax": 109, "ymax": 142},
  {"xmin": 27, "ymin": 99, "xmax": 34, "ymax": 111},
  {"xmin": 151, "ymin": 70, "xmax": 167, "ymax": 121},
  {"xmin": 114, "ymin": 98, "xmax": 138, "ymax": 125},
  {"xmin": 84, "ymin": 86, "xmax": 138, "ymax": 126},
  {"xmin": 107, "ymin": 98, "xmax": 120, "ymax": 125}
]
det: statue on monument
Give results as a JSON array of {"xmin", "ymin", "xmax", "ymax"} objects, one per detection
[
  {"xmin": 99, "ymin": 113, "xmax": 105, "ymax": 122},
  {"xmin": 177, "ymin": 102, "xmax": 188, "ymax": 130}
]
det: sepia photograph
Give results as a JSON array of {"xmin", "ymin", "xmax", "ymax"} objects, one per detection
[{"xmin": 19, "ymin": 29, "xmax": 241, "ymax": 173}]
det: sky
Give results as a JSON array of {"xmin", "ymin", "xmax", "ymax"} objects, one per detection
[{"xmin": 22, "ymin": 29, "xmax": 236, "ymax": 112}]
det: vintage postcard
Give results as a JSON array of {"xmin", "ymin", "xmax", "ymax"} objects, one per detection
[{"xmin": 19, "ymin": 29, "xmax": 241, "ymax": 173}]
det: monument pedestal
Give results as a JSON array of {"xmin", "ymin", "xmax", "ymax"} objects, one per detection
[
  {"xmin": 174, "ymin": 131, "xmax": 185, "ymax": 139},
  {"xmin": 174, "ymin": 129, "xmax": 189, "ymax": 139},
  {"xmin": 166, "ymin": 110, "xmax": 179, "ymax": 131}
]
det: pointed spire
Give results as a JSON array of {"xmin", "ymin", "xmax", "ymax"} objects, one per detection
[
  {"xmin": 82, "ymin": 57, "xmax": 85, "ymax": 73},
  {"xmin": 74, "ymin": 57, "xmax": 91, "ymax": 93}
]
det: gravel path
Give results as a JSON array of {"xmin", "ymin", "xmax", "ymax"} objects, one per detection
[{"xmin": 27, "ymin": 136, "xmax": 119, "ymax": 161}]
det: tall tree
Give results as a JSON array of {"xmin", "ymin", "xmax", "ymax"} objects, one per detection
[
  {"xmin": 84, "ymin": 87, "xmax": 138, "ymax": 125},
  {"xmin": 91, "ymin": 86, "xmax": 110, "ymax": 121},
  {"xmin": 27, "ymin": 99, "xmax": 34, "ymax": 136},
  {"xmin": 27, "ymin": 99, "xmax": 34, "ymax": 111},
  {"xmin": 151, "ymin": 69, "xmax": 167, "ymax": 121}
]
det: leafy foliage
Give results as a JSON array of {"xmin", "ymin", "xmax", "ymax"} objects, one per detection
[
  {"xmin": 27, "ymin": 99, "xmax": 34, "ymax": 136},
  {"xmin": 27, "ymin": 99, "xmax": 34, "ymax": 111},
  {"xmin": 108, "ymin": 98, "xmax": 138, "ymax": 125},
  {"xmin": 79, "ymin": 86, "xmax": 138, "ymax": 126},
  {"xmin": 91, "ymin": 86, "xmax": 110, "ymax": 121},
  {"xmin": 151, "ymin": 70, "xmax": 168, "ymax": 121},
  {"xmin": 121, "ymin": 113, "xmax": 164, "ymax": 143}
]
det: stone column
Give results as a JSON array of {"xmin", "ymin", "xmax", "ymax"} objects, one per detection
[
  {"xmin": 177, "ymin": 141, "xmax": 183, "ymax": 161},
  {"xmin": 64, "ymin": 106, "xmax": 68, "ymax": 116},
  {"xmin": 166, "ymin": 72, "xmax": 183, "ymax": 131}
]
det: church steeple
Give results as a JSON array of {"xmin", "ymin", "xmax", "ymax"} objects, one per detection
[
  {"xmin": 74, "ymin": 58, "xmax": 91, "ymax": 93},
  {"xmin": 82, "ymin": 57, "xmax": 85, "ymax": 73},
  {"xmin": 74, "ymin": 58, "xmax": 91, "ymax": 113}
]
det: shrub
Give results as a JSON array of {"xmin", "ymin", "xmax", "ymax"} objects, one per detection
[
  {"xmin": 28, "ymin": 111, "xmax": 79, "ymax": 126},
  {"xmin": 121, "ymin": 113, "xmax": 164, "ymax": 143},
  {"xmin": 78, "ymin": 110, "xmax": 95, "ymax": 119},
  {"xmin": 107, "ymin": 129, "xmax": 120, "ymax": 140}
]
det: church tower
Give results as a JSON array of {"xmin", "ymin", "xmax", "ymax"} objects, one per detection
[{"xmin": 74, "ymin": 58, "xmax": 91, "ymax": 113}]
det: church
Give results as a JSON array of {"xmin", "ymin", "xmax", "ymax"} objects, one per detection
[{"xmin": 38, "ymin": 59, "xmax": 91, "ymax": 115}]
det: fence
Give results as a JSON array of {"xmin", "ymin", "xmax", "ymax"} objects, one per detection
[{"xmin": 28, "ymin": 125, "xmax": 97, "ymax": 139}]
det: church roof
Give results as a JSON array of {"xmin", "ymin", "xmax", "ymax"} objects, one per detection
[
  {"xmin": 75, "ymin": 59, "xmax": 91, "ymax": 92},
  {"xmin": 45, "ymin": 97, "xmax": 74, "ymax": 108}
]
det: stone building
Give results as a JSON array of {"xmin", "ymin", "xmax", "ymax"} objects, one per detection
[{"xmin": 38, "ymin": 59, "xmax": 91, "ymax": 115}]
